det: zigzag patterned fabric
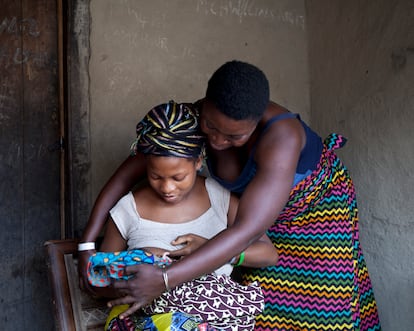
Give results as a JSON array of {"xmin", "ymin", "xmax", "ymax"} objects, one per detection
[{"xmin": 242, "ymin": 133, "xmax": 381, "ymax": 331}]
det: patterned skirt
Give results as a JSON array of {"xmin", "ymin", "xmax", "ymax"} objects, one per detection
[
  {"xmin": 107, "ymin": 273, "xmax": 264, "ymax": 331},
  {"xmin": 143, "ymin": 273, "xmax": 264, "ymax": 331},
  {"xmin": 242, "ymin": 134, "xmax": 381, "ymax": 331}
]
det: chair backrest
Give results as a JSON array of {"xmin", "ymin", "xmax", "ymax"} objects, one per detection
[{"xmin": 44, "ymin": 239, "xmax": 110, "ymax": 331}]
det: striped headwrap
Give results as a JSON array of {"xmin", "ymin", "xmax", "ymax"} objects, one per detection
[{"xmin": 131, "ymin": 100, "xmax": 205, "ymax": 159}]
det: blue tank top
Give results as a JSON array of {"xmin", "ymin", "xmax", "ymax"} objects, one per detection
[{"xmin": 206, "ymin": 113, "xmax": 323, "ymax": 194}]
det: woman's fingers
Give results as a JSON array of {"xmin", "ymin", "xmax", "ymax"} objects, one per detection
[
  {"xmin": 171, "ymin": 234, "xmax": 191, "ymax": 245},
  {"xmin": 108, "ymin": 264, "xmax": 165, "ymax": 314},
  {"xmin": 119, "ymin": 302, "xmax": 142, "ymax": 319},
  {"xmin": 107, "ymin": 294, "xmax": 138, "ymax": 308},
  {"xmin": 170, "ymin": 234, "xmax": 208, "ymax": 258}
]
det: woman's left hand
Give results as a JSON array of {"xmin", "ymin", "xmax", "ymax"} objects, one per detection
[{"xmin": 168, "ymin": 233, "xmax": 208, "ymax": 259}]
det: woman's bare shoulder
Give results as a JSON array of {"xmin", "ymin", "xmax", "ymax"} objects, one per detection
[{"xmin": 256, "ymin": 103, "xmax": 305, "ymax": 168}]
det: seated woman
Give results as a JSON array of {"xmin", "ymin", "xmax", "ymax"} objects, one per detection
[{"xmin": 89, "ymin": 101, "xmax": 278, "ymax": 331}]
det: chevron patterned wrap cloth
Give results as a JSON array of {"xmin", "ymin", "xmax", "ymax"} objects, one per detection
[{"xmin": 242, "ymin": 133, "xmax": 381, "ymax": 331}]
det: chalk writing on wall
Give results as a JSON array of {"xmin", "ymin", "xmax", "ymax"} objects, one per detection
[
  {"xmin": 108, "ymin": 28, "xmax": 196, "ymax": 59},
  {"xmin": 0, "ymin": 18, "xmax": 55, "ymax": 69},
  {"xmin": 195, "ymin": 0, "xmax": 305, "ymax": 28},
  {"xmin": 0, "ymin": 46, "xmax": 54, "ymax": 68},
  {"xmin": 0, "ymin": 16, "xmax": 40, "ymax": 37}
]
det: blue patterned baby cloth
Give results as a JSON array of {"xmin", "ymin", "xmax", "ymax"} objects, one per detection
[{"xmin": 88, "ymin": 249, "xmax": 172, "ymax": 287}]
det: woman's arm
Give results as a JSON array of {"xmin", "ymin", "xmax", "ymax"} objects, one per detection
[
  {"xmin": 99, "ymin": 218, "xmax": 128, "ymax": 252},
  {"xmin": 78, "ymin": 153, "xmax": 146, "ymax": 292},
  {"xmin": 89, "ymin": 219, "xmax": 128, "ymax": 298},
  {"xmin": 167, "ymin": 192, "xmax": 278, "ymax": 267},
  {"xmin": 227, "ymin": 193, "xmax": 278, "ymax": 268},
  {"xmin": 236, "ymin": 233, "xmax": 278, "ymax": 268}
]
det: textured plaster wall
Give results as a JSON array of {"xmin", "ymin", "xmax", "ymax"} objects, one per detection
[
  {"xmin": 89, "ymin": 0, "xmax": 309, "ymax": 200},
  {"xmin": 87, "ymin": 1, "xmax": 414, "ymax": 329},
  {"xmin": 306, "ymin": 1, "xmax": 414, "ymax": 330}
]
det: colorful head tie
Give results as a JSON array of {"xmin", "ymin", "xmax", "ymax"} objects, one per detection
[
  {"xmin": 131, "ymin": 100, "xmax": 205, "ymax": 159},
  {"xmin": 87, "ymin": 249, "xmax": 172, "ymax": 287}
]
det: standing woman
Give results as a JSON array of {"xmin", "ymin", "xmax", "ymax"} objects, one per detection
[{"xmin": 79, "ymin": 61, "xmax": 381, "ymax": 330}]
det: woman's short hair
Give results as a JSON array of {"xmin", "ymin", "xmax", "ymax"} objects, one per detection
[{"xmin": 206, "ymin": 60, "xmax": 270, "ymax": 121}]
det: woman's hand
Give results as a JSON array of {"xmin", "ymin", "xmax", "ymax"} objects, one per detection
[
  {"xmin": 108, "ymin": 264, "xmax": 165, "ymax": 318},
  {"xmin": 168, "ymin": 234, "xmax": 208, "ymax": 259},
  {"xmin": 78, "ymin": 249, "xmax": 96, "ymax": 295}
]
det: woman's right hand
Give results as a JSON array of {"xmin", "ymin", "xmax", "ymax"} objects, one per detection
[
  {"xmin": 78, "ymin": 249, "xmax": 96, "ymax": 295},
  {"xmin": 108, "ymin": 264, "xmax": 165, "ymax": 318}
]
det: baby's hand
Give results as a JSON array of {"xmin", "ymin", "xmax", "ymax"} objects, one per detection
[
  {"xmin": 168, "ymin": 234, "xmax": 208, "ymax": 258},
  {"xmin": 142, "ymin": 247, "xmax": 170, "ymax": 258}
]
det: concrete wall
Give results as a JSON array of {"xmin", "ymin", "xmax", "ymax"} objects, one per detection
[
  {"xmin": 86, "ymin": 1, "xmax": 414, "ymax": 330},
  {"xmin": 306, "ymin": 1, "xmax": 414, "ymax": 330},
  {"xmin": 89, "ymin": 0, "xmax": 310, "ymax": 200}
]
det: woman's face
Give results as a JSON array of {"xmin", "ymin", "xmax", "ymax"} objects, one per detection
[
  {"xmin": 146, "ymin": 155, "xmax": 202, "ymax": 204},
  {"xmin": 200, "ymin": 101, "xmax": 257, "ymax": 150}
]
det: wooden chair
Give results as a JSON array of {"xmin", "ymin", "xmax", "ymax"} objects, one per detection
[{"xmin": 44, "ymin": 239, "xmax": 111, "ymax": 331}]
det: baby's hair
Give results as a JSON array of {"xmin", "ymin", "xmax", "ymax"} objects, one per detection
[
  {"xmin": 206, "ymin": 60, "xmax": 270, "ymax": 121},
  {"xmin": 131, "ymin": 100, "xmax": 205, "ymax": 159}
]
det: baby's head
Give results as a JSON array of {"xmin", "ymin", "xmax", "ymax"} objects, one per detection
[{"xmin": 131, "ymin": 100, "xmax": 205, "ymax": 159}]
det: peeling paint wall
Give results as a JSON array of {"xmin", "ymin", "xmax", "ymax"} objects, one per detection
[{"xmin": 306, "ymin": 1, "xmax": 414, "ymax": 330}]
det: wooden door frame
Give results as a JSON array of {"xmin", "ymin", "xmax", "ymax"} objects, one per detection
[{"xmin": 63, "ymin": 0, "xmax": 92, "ymax": 238}]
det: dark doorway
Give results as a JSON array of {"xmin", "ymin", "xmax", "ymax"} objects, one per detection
[{"xmin": 0, "ymin": 0, "xmax": 61, "ymax": 328}]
